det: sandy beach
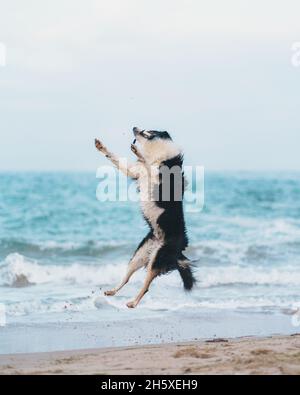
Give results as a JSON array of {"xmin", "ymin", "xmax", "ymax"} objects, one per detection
[{"xmin": 1, "ymin": 334, "xmax": 300, "ymax": 375}]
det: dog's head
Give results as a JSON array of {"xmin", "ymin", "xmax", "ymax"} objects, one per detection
[
  {"xmin": 133, "ymin": 127, "xmax": 172, "ymax": 143},
  {"xmin": 133, "ymin": 127, "xmax": 180, "ymax": 163}
]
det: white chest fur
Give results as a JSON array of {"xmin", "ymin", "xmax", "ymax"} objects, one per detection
[{"xmin": 137, "ymin": 165, "xmax": 164, "ymax": 233}]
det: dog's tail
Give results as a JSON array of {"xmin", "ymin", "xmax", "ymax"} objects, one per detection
[{"xmin": 177, "ymin": 254, "xmax": 196, "ymax": 291}]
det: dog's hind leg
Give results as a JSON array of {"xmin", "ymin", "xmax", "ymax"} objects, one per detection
[
  {"xmin": 104, "ymin": 259, "xmax": 142, "ymax": 296},
  {"xmin": 126, "ymin": 267, "xmax": 159, "ymax": 308},
  {"xmin": 104, "ymin": 232, "xmax": 155, "ymax": 296},
  {"xmin": 126, "ymin": 243, "xmax": 162, "ymax": 308}
]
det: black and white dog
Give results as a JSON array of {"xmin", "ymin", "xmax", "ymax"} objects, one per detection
[{"xmin": 95, "ymin": 127, "xmax": 196, "ymax": 308}]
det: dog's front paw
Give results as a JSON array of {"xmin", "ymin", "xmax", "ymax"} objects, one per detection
[
  {"xmin": 95, "ymin": 138, "xmax": 105, "ymax": 152},
  {"xmin": 131, "ymin": 144, "xmax": 138, "ymax": 155},
  {"xmin": 126, "ymin": 301, "xmax": 137, "ymax": 309},
  {"xmin": 104, "ymin": 289, "xmax": 116, "ymax": 296}
]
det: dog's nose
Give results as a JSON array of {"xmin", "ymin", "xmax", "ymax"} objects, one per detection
[{"xmin": 133, "ymin": 127, "xmax": 142, "ymax": 136}]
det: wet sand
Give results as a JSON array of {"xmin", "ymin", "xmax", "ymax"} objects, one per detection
[{"xmin": 1, "ymin": 334, "xmax": 300, "ymax": 375}]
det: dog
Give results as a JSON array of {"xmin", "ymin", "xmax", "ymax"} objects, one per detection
[{"xmin": 95, "ymin": 127, "xmax": 196, "ymax": 308}]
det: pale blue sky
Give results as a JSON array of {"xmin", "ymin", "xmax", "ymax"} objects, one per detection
[{"xmin": 0, "ymin": 0, "xmax": 299, "ymax": 171}]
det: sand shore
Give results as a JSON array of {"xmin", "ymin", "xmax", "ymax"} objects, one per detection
[{"xmin": 1, "ymin": 334, "xmax": 300, "ymax": 375}]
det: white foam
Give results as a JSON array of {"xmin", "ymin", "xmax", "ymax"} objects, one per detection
[
  {"xmin": 2, "ymin": 252, "xmax": 300, "ymax": 318},
  {"xmin": 37, "ymin": 239, "xmax": 129, "ymax": 251},
  {"xmin": 1, "ymin": 253, "xmax": 300, "ymax": 289},
  {"xmin": 39, "ymin": 241, "xmax": 79, "ymax": 251},
  {"xmin": 5, "ymin": 297, "xmax": 97, "ymax": 317},
  {"xmin": 197, "ymin": 265, "xmax": 300, "ymax": 287},
  {"xmin": 0, "ymin": 253, "xmax": 128, "ymax": 287}
]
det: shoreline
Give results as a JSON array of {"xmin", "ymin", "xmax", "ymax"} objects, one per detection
[
  {"xmin": 0, "ymin": 309, "xmax": 297, "ymax": 355},
  {"xmin": 1, "ymin": 334, "xmax": 300, "ymax": 375}
]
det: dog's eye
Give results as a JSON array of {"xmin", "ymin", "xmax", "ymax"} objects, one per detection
[
  {"xmin": 142, "ymin": 131, "xmax": 154, "ymax": 139},
  {"xmin": 146, "ymin": 131, "xmax": 157, "ymax": 140}
]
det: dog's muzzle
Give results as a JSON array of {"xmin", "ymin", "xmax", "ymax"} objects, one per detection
[
  {"xmin": 133, "ymin": 127, "xmax": 144, "ymax": 136},
  {"xmin": 133, "ymin": 127, "xmax": 144, "ymax": 144}
]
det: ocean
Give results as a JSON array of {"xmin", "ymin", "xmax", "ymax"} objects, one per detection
[{"xmin": 1, "ymin": 171, "xmax": 300, "ymax": 353}]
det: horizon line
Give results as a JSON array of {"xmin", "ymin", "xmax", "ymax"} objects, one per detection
[{"xmin": 1, "ymin": 169, "xmax": 300, "ymax": 174}]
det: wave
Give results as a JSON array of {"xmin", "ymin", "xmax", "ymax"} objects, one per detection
[
  {"xmin": 189, "ymin": 218, "xmax": 300, "ymax": 263},
  {"xmin": 0, "ymin": 239, "xmax": 132, "ymax": 259},
  {"xmin": 4, "ymin": 295, "xmax": 118, "ymax": 317},
  {"xmin": 1, "ymin": 218, "xmax": 300, "ymax": 268},
  {"xmin": 1, "ymin": 253, "xmax": 300, "ymax": 289},
  {"xmin": 3, "ymin": 292, "xmax": 298, "ymax": 318},
  {"xmin": 0, "ymin": 253, "xmax": 128, "ymax": 288},
  {"xmin": 196, "ymin": 266, "xmax": 300, "ymax": 287},
  {"xmin": 147, "ymin": 298, "xmax": 296, "ymax": 313},
  {"xmin": 2, "ymin": 253, "xmax": 300, "ymax": 318}
]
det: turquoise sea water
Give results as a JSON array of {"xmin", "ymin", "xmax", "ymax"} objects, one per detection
[{"xmin": 1, "ymin": 172, "xmax": 300, "ymax": 324}]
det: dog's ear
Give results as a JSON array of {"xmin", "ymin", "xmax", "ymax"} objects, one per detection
[{"xmin": 161, "ymin": 131, "xmax": 172, "ymax": 140}]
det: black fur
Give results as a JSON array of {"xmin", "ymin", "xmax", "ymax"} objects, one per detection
[
  {"xmin": 150, "ymin": 154, "xmax": 196, "ymax": 290},
  {"xmin": 134, "ymin": 229, "xmax": 153, "ymax": 254},
  {"xmin": 178, "ymin": 263, "xmax": 195, "ymax": 291},
  {"xmin": 143, "ymin": 130, "xmax": 172, "ymax": 141}
]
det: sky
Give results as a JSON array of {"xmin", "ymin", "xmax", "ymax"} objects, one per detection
[{"xmin": 0, "ymin": 0, "xmax": 299, "ymax": 171}]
